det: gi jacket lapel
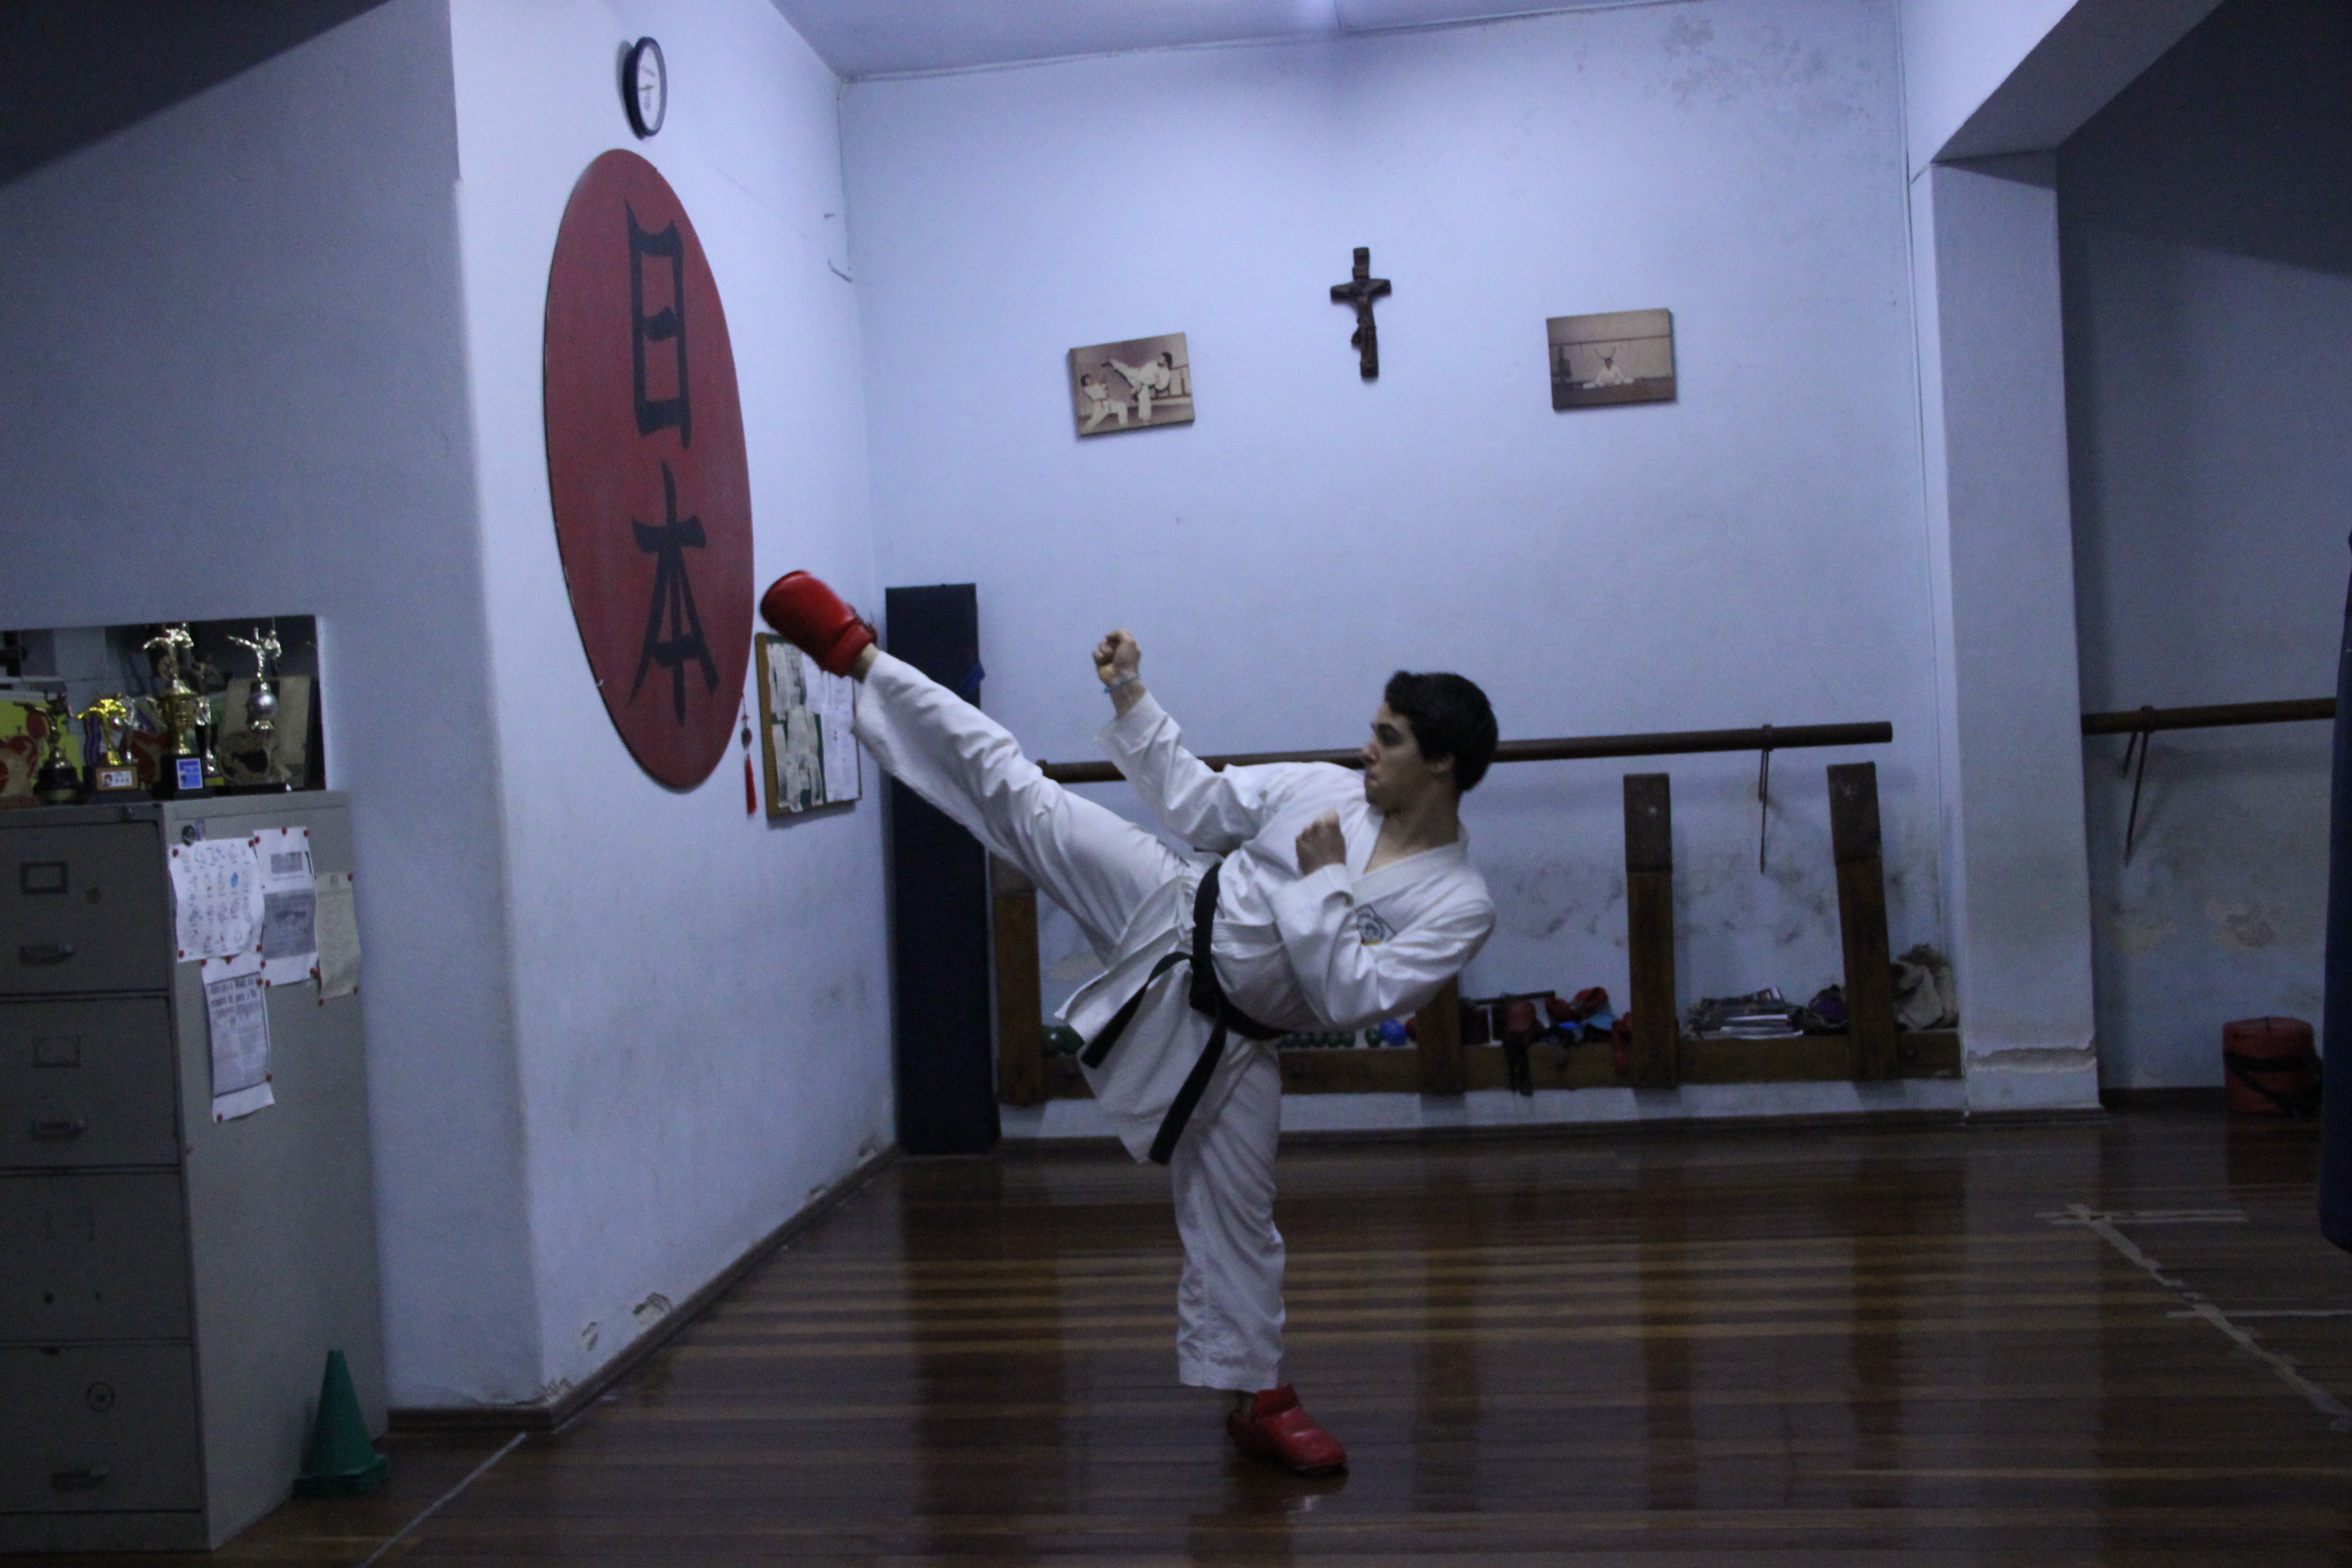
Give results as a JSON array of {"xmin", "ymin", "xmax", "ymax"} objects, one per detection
[{"xmin": 1350, "ymin": 833, "xmax": 1469, "ymax": 909}]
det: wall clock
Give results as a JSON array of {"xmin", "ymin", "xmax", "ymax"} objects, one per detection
[{"xmin": 623, "ymin": 37, "xmax": 666, "ymax": 138}]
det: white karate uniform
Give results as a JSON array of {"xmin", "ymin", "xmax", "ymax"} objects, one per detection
[
  {"xmin": 1079, "ymin": 381, "xmax": 1125, "ymax": 433},
  {"xmin": 852, "ymin": 652, "xmax": 1494, "ymax": 1391},
  {"xmin": 1109, "ymin": 357, "xmax": 1172, "ymax": 423}
]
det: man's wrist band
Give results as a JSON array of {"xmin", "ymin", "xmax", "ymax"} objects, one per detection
[{"xmin": 1103, "ymin": 673, "xmax": 1140, "ymax": 697}]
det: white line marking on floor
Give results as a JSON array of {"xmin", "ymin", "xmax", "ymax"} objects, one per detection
[
  {"xmin": 355, "ymin": 1430, "xmax": 528, "ymax": 1568},
  {"xmin": 2168, "ymin": 1308, "xmax": 2352, "ymax": 1320},
  {"xmin": 2038, "ymin": 1208, "xmax": 2247, "ymax": 1225},
  {"xmin": 2064, "ymin": 1202, "xmax": 2352, "ymax": 1434}
]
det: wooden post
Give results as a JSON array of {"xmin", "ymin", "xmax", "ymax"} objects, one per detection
[
  {"xmin": 989, "ymin": 856, "xmax": 1046, "ymax": 1107},
  {"xmin": 1623, "ymin": 773, "xmax": 1679, "ymax": 1088},
  {"xmin": 1415, "ymin": 976, "xmax": 1465, "ymax": 1095},
  {"xmin": 1828, "ymin": 763, "xmax": 1898, "ymax": 1080}
]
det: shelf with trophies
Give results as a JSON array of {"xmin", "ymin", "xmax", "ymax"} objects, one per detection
[{"xmin": 0, "ymin": 618, "xmax": 323, "ymax": 809}]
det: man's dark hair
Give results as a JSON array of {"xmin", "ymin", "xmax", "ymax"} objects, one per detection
[{"xmin": 1383, "ymin": 671, "xmax": 1499, "ymax": 793}]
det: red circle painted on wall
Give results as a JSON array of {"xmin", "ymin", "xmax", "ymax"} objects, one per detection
[{"xmin": 544, "ymin": 150, "xmax": 752, "ymax": 790}]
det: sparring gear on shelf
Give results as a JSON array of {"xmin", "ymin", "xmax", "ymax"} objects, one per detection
[{"xmin": 1497, "ymin": 995, "xmax": 1541, "ymax": 1096}]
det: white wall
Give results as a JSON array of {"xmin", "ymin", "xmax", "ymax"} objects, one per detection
[
  {"xmin": 1891, "ymin": 0, "xmax": 2247, "ymax": 1113},
  {"xmin": 845, "ymin": 0, "xmax": 1948, "ymax": 1112},
  {"xmin": 0, "ymin": 0, "xmax": 895, "ymax": 1409},
  {"xmin": 1912, "ymin": 152, "xmax": 2098, "ymax": 1111},
  {"xmin": 2061, "ymin": 0, "xmax": 2352, "ymax": 1088},
  {"xmin": 444, "ymin": 0, "xmax": 892, "ymax": 1400},
  {"xmin": 0, "ymin": 0, "xmax": 542, "ymax": 1405}
]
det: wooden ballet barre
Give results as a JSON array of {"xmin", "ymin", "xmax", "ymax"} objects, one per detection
[
  {"xmin": 2081, "ymin": 696, "xmax": 2335, "ymax": 864},
  {"xmin": 2081, "ymin": 696, "xmax": 2333, "ymax": 735},
  {"xmin": 1036, "ymin": 719, "xmax": 1894, "ymax": 785}
]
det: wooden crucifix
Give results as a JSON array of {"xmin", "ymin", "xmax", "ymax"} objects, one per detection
[{"xmin": 1329, "ymin": 246, "xmax": 1391, "ymax": 379}]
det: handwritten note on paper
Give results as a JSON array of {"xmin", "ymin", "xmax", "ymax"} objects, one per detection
[
  {"xmin": 203, "ymin": 946, "xmax": 273, "ymax": 1120},
  {"xmin": 168, "ymin": 838, "xmax": 263, "ymax": 962},
  {"xmin": 252, "ymin": 826, "xmax": 318, "ymax": 986},
  {"xmin": 314, "ymin": 870, "xmax": 360, "ymax": 1000}
]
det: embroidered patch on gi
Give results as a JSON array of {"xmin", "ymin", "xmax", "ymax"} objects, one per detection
[{"xmin": 1352, "ymin": 904, "xmax": 1395, "ymax": 946}]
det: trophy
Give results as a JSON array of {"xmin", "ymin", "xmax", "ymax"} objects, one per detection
[
  {"xmin": 222, "ymin": 627, "xmax": 289, "ymax": 791},
  {"xmin": 142, "ymin": 624, "xmax": 208, "ymax": 799},
  {"xmin": 198, "ymin": 689, "xmax": 228, "ymax": 791},
  {"xmin": 79, "ymin": 696, "xmax": 144, "ymax": 798},
  {"xmin": 32, "ymin": 690, "xmax": 82, "ymax": 805}
]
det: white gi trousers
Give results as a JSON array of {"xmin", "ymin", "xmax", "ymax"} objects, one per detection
[{"xmin": 853, "ymin": 652, "xmax": 1288, "ymax": 1391}]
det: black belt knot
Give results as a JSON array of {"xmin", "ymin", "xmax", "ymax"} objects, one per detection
[{"xmin": 1078, "ymin": 860, "xmax": 1283, "ymax": 1164}]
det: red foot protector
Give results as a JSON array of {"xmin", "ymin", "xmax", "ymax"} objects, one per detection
[
  {"xmin": 760, "ymin": 572, "xmax": 874, "ymax": 676},
  {"xmin": 1226, "ymin": 1385, "xmax": 1347, "ymax": 1474}
]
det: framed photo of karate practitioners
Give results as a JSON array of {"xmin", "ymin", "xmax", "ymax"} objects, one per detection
[
  {"xmin": 755, "ymin": 633, "xmax": 861, "ymax": 818},
  {"xmin": 1547, "ymin": 308, "xmax": 1676, "ymax": 410},
  {"xmin": 1068, "ymin": 332, "xmax": 1193, "ymax": 436}
]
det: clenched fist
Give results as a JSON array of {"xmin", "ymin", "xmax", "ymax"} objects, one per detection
[
  {"xmin": 1295, "ymin": 810, "xmax": 1346, "ymax": 875},
  {"xmin": 1093, "ymin": 629, "xmax": 1140, "ymax": 689}
]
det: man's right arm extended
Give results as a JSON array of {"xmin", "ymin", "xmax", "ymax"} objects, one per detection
[{"xmin": 1093, "ymin": 629, "xmax": 1298, "ymax": 853}]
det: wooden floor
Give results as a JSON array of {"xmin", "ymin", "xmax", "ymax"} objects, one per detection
[{"xmin": 74, "ymin": 1107, "xmax": 2352, "ymax": 1565}]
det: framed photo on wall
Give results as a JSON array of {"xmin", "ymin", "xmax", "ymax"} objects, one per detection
[
  {"xmin": 1068, "ymin": 332, "xmax": 1193, "ymax": 436},
  {"xmin": 1548, "ymin": 308, "xmax": 1676, "ymax": 410},
  {"xmin": 755, "ymin": 633, "xmax": 861, "ymax": 817}
]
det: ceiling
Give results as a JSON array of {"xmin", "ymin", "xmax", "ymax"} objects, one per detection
[
  {"xmin": 765, "ymin": 0, "xmax": 1632, "ymax": 79},
  {"xmin": 5, "ymin": 0, "xmax": 390, "ymax": 187}
]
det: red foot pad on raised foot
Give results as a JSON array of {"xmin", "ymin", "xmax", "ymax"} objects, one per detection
[
  {"xmin": 1226, "ymin": 1385, "xmax": 1347, "ymax": 1475},
  {"xmin": 759, "ymin": 571, "xmax": 874, "ymax": 676}
]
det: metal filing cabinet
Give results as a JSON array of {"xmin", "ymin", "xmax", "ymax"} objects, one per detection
[{"xmin": 0, "ymin": 794, "xmax": 385, "ymax": 1553}]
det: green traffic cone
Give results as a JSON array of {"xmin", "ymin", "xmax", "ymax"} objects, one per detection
[{"xmin": 294, "ymin": 1350, "xmax": 389, "ymax": 1498}]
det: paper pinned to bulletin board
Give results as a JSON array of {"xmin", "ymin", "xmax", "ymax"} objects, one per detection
[
  {"xmin": 202, "ymin": 945, "xmax": 272, "ymax": 1121},
  {"xmin": 755, "ymin": 634, "xmax": 861, "ymax": 818},
  {"xmin": 314, "ymin": 870, "xmax": 360, "ymax": 1000},
  {"xmin": 169, "ymin": 838, "xmax": 263, "ymax": 961},
  {"xmin": 251, "ymin": 826, "xmax": 318, "ymax": 986}
]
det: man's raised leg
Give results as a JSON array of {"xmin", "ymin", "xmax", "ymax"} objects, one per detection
[{"xmin": 764, "ymin": 573, "xmax": 1180, "ymax": 955}]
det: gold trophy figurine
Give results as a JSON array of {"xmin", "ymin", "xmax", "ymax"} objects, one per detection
[
  {"xmin": 224, "ymin": 627, "xmax": 288, "ymax": 791},
  {"xmin": 198, "ymin": 690, "xmax": 229, "ymax": 791},
  {"xmin": 142, "ymin": 624, "xmax": 207, "ymax": 799},
  {"xmin": 32, "ymin": 690, "xmax": 82, "ymax": 805},
  {"xmin": 78, "ymin": 696, "xmax": 144, "ymax": 798}
]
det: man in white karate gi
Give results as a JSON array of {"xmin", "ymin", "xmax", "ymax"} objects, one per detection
[
  {"xmin": 1587, "ymin": 350, "xmax": 1635, "ymax": 387},
  {"xmin": 1077, "ymin": 372, "xmax": 1125, "ymax": 434},
  {"xmin": 1107, "ymin": 351, "xmax": 1176, "ymax": 424},
  {"xmin": 760, "ymin": 570, "xmax": 1497, "ymax": 1474}
]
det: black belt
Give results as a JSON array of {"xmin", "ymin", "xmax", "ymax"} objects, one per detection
[{"xmin": 1078, "ymin": 860, "xmax": 1285, "ymax": 1164}]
